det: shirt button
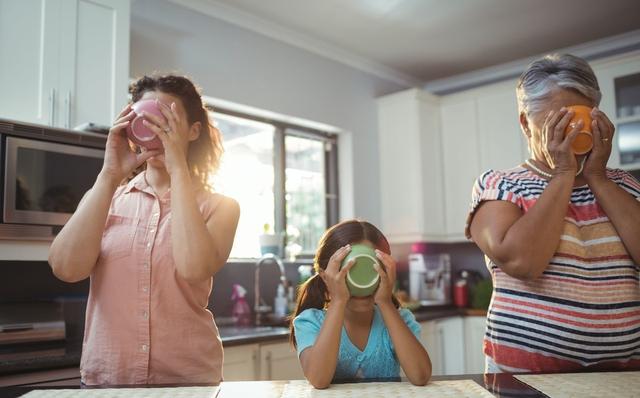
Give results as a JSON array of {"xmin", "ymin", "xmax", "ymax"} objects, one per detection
[
  {"xmin": 153, "ymin": 213, "xmax": 159, "ymax": 218},
  {"xmin": 142, "ymin": 287, "xmax": 148, "ymax": 293},
  {"xmin": 147, "ymin": 242, "xmax": 151, "ymax": 248},
  {"xmin": 143, "ymin": 311, "xmax": 149, "ymax": 319},
  {"xmin": 141, "ymin": 344, "xmax": 148, "ymax": 352},
  {"xmin": 150, "ymin": 229, "xmax": 155, "ymax": 235},
  {"xmin": 357, "ymin": 354, "xmax": 363, "ymax": 361}
]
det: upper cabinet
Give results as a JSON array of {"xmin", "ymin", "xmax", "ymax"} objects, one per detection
[
  {"xmin": 377, "ymin": 89, "xmax": 447, "ymax": 243},
  {"xmin": 0, "ymin": 0, "xmax": 130, "ymax": 129},
  {"xmin": 592, "ymin": 51, "xmax": 640, "ymax": 171},
  {"xmin": 378, "ymin": 52, "xmax": 640, "ymax": 243},
  {"xmin": 378, "ymin": 81, "xmax": 526, "ymax": 242}
]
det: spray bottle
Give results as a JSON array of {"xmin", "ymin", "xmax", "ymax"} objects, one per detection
[{"xmin": 231, "ymin": 284, "xmax": 251, "ymax": 326}]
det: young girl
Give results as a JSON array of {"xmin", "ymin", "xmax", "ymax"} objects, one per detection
[
  {"xmin": 290, "ymin": 220, "xmax": 431, "ymax": 389},
  {"xmin": 48, "ymin": 74, "xmax": 240, "ymax": 385}
]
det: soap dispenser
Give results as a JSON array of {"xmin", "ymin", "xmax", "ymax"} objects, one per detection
[
  {"xmin": 231, "ymin": 284, "xmax": 251, "ymax": 326},
  {"xmin": 274, "ymin": 283, "xmax": 288, "ymax": 318}
]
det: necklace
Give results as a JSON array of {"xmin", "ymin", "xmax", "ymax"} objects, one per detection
[{"xmin": 524, "ymin": 158, "xmax": 586, "ymax": 179}]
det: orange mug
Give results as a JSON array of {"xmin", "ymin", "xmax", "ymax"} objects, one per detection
[{"xmin": 565, "ymin": 105, "xmax": 593, "ymax": 155}]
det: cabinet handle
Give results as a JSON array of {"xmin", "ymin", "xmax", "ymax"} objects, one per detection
[
  {"xmin": 49, "ymin": 89, "xmax": 56, "ymax": 126},
  {"xmin": 65, "ymin": 91, "xmax": 71, "ymax": 129},
  {"xmin": 439, "ymin": 325, "xmax": 446, "ymax": 373},
  {"xmin": 266, "ymin": 351, "xmax": 272, "ymax": 380}
]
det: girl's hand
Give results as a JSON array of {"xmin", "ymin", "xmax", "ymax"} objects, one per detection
[
  {"xmin": 373, "ymin": 250, "xmax": 397, "ymax": 305},
  {"xmin": 584, "ymin": 107, "xmax": 614, "ymax": 183},
  {"xmin": 540, "ymin": 108, "xmax": 581, "ymax": 177},
  {"xmin": 142, "ymin": 100, "xmax": 192, "ymax": 178},
  {"xmin": 101, "ymin": 105, "xmax": 160, "ymax": 185},
  {"xmin": 319, "ymin": 245, "xmax": 354, "ymax": 305}
]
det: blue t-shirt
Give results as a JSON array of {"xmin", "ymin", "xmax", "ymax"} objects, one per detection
[{"xmin": 293, "ymin": 306, "xmax": 421, "ymax": 382}]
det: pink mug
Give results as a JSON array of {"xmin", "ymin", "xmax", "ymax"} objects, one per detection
[{"xmin": 126, "ymin": 99, "xmax": 165, "ymax": 150}]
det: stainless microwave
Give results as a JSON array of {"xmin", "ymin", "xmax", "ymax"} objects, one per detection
[{"xmin": 1, "ymin": 120, "xmax": 105, "ymax": 238}]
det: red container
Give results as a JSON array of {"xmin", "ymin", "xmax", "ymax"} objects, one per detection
[{"xmin": 454, "ymin": 279, "xmax": 468, "ymax": 308}]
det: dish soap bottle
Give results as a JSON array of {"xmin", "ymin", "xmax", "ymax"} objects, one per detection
[
  {"xmin": 287, "ymin": 285, "xmax": 296, "ymax": 314},
  {"xmin": 231, "ymin": 284, "xmax": 251, "ymax": 326},
  {"xmin": 274, "ymin": 283, "xmax": 288, "ymax": 318}
]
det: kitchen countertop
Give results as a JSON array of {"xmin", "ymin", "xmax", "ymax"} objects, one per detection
[
  {"xmin": 0, "ymin": 305, "xmax": 484, "ymax": 376},
  {"xmin": 0, "ymin": 373, "xmax": 546, "ymax": 398}
]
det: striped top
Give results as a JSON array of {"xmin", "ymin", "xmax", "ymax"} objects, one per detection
[{"xmin": 466, "ymin": 166, "xmax": 640, "ymax": 373}]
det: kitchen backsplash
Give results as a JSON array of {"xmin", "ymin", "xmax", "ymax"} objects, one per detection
[{"xmin": 391, "ymin": 241, "xmax": 490, "ymax": 292}]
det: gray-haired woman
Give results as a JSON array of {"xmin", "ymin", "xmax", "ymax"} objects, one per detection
[{"xmin": 466, "ymin": 53, "xmax": 640, "ymax": 373}]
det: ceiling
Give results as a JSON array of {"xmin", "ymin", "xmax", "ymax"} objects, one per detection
[{"xmin": 179, "ymin": 0, "xmax": 640, "ymax": 86}]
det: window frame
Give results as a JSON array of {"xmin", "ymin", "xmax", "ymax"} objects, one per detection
[{"xmin": 208, "ymin": 105, "xmax": 340, "ymax": 259}]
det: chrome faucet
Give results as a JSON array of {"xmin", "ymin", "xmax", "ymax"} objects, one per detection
[{"xmin": 254, "ymin": 253, "xmax": 287, "ymax": 326}]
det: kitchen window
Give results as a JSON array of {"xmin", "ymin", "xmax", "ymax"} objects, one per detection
[{"xmin": 209, "ymin": 109, "xmax": 339, "ymax": 259}]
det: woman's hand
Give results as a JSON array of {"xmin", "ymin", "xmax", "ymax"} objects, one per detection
[
  {"xmin": 373, "ymin": 250, "xmax": 397, "ymax": 306},
  {"xmin": 142, "ymin": 100, "xmax": 192, "ymax": 178},
  {"xmin": 319, "ymin": 245, "xmax": 354, "ymax": 305},
  {"xmin": 584, "ymin": 107, "xmax": 614, "ymax": 183},
  {"xmin": 100, "ymin": 105, "xmax": 159, "ymax": 185},
  {"xmin": 540, "ymin": 107, "xmax": 581, "ymax": 177}
]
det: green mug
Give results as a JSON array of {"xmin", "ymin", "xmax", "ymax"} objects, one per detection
[{"xmin": 341, "ymin": 244, "xmax": 381, "ymax": 297}]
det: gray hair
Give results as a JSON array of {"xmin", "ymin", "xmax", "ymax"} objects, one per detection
[{"xmin": 516, "ymin": 53, "xmax": 601, "ymax": 117}]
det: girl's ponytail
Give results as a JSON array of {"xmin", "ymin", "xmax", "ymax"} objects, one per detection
[{"xmin": 289, "ymin": 273, "xmax": 327, "ymax": 348}]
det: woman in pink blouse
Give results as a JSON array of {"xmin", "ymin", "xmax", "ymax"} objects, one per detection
[{"xmin": 49, "ymin": 74, "xmax": 240, "ymax": 385}]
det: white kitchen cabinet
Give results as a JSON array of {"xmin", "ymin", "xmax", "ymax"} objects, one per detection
[
  {"xmin": 377, "ymin": 82, "xmax": 527, "ymax": 242},
  {"xmin": 439, "ymin": 98, "xmax": 481, "ymax": 239},
  {"xmin": 420, "ymin": 317, "xmax": 465, "ymax": 376},
  {"xmin": 0, "ymin": 0, "xmax": 130, "ymax": 129},
  {"xmin": 475, "ymin": 81, "xmax": 528, "ymax": 171},
  {"xmin": 222, "ymin": 344, "xmax": 259, "ymax": 381},
  {"xmin": 377, "ymin": 89, "xmax": 447, "ymax": 243},
  {"xmin": 438, "ymin": 317, "xmax": 466, "ymax": 375},
  {"xmin": 420, "ymin": 320, "xmax": 444, "ymax": 375},
  {"xmin": 591, "ymin": 51, "xmax": 640, "ymax": 170},
  {"xmin": 258, "ymin": 341, "xmax": 304, "ymax": 381},
  {"xmin": 463, "ymin": 316, "xmax": 487, "ymax": 374}
]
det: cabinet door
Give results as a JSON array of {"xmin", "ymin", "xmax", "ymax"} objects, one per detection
[
  {"xmin": 259, "ymin": 341, "xmax": 304, "ymax": 381},
  {"xmin": 378, "ymin": 90, "xmax": 426, "ymax": 242},
  {"xmin": 223, "ymin": 344, "xmax": 259, "ymax": 381},
  {"xmin": 476, "ymin": 86, "xmax": 527, "ymax": 172},
  {"xmin": 592, "ymin": 53, "xmax": 640, "ymax": 170},
  {"xmin": 0, "ymin": 0, "xmax": 60, "ymax": 126},
  {"xmin": 438, "ymin": 317, "xmax": 466, "ymax": 375},
  {"xmin": 464, "ymin": 316, "xmax": 487, "ymax": 374},
  {"xmin": 58, "ymin": 0, "xmax": 130, "ymax": 128},
  {"xmin": 440, "ymin": 99, "xmax": 481, "ymax": 239},
  {"xmin": 420, "ymin": 320, "xmax": 443, "ymax": 376}
]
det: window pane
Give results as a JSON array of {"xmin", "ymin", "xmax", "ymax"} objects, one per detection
[
  {"xmin": 285, "ymin": 134, "xmax": 327, "ymax": 255},
  {"xmin": 211, "ymin": 113, "xmax": 275, "ymax": 258}
]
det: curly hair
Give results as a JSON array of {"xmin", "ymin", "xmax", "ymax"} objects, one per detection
[{"xmin": 129, "ymin": 74, "xmax": 223, "ymax": 191}]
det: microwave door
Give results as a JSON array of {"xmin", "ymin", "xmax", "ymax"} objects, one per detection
[{"xmin": 4, "ymin": 136, "xmax": 104, "ymax": 226}]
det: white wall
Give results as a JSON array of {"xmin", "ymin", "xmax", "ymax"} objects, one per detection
[{"xmin": 129, "ymin": 0, "xmax": 409, "ymax": 225}]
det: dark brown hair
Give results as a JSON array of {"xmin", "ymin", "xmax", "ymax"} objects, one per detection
[
  {"xmin": 129, "ymin": 74, "xmax": 223, "ymax": 191},
  {"xmin": 289, "ymin": 219, "xmax": 400, "ymax": 348}
]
